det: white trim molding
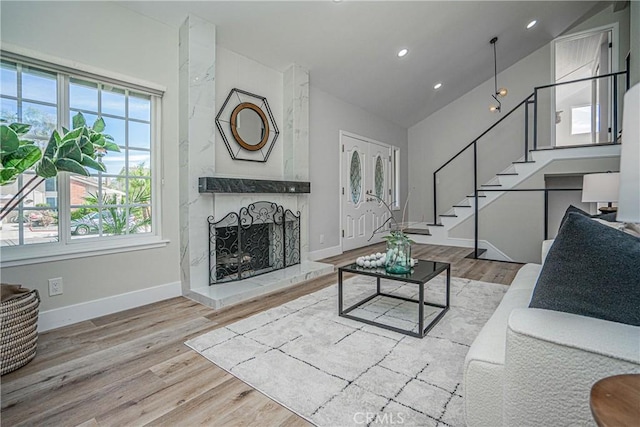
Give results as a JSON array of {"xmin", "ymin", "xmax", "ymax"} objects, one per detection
[
  {"xmin": 308, "ymin": 244, "xmax": 342, "ymax": 262},
  {"xmin": 38, "ymin": 281, "xmax": 182, "ymax": 332}
]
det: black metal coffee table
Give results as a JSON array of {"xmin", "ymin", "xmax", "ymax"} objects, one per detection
[{"xmin": 338, "ymin": 260, "xmax": 450, "ymax": 338}]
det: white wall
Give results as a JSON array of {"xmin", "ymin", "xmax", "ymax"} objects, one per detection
[
  {"xmin": 409, "ymin": 4, "xmax": 631, "ymax": 225},
  {"xmin": 0, "ymin": 2, "xmax": 181, "ymax": 313},
  {"xmin": 631, "ymin": 1, "xmax": 640, "ymax": 87},
  {"xmin": 409, "ymin": 45, "xmax": 552, "ymax": 224},
  {"xmin": 449, "ymin": 156, "xmax": 620, "ymax": 263},
  {"xmin": 215, "ymin": 47, "xmax": 284, "ymax": 179},
  {"xmin": 309, "ymin": 86, "xmax": 408, "ymax": 256}
]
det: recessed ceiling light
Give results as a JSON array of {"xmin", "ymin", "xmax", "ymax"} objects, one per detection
[
  {"xmin": 434, "ymin": 83, "xmax": 442, "ymax": 90},
  {"xmin": 397, "ymin": 48, "xmax": 408, "ymax": 58},
  {"xmin": 333, "ymin": 0, "xmax": 342, "ymax": 2},
  {"xmin": 527, "ymin": 20, "xmax": 537, "ymax": 29}
]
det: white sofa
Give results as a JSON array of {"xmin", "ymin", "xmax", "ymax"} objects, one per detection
[{"xmin": 464, "ymin": 240, "xmax": 640, "ymax": 427}]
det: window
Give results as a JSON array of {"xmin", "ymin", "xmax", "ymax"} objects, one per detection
[
  {"xmin": 391, "ymin": 147, "xmax": 401, "ymax": 209},
  {"xmin": 0, "ymin": 56, "xmax": 161, "ymax": 261},
  {"xmin": 571, "ymin": 105, "xmax": 600, "ymax": 135}
]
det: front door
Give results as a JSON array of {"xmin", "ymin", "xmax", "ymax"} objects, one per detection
[{"xmin": 342, "ymin": 134, "xmax": 392, "ymax": 252}]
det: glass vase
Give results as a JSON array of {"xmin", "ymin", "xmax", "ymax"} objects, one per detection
[{"xmin": 385, "ymin": 231, "xmax": 412, "ymax": 274}]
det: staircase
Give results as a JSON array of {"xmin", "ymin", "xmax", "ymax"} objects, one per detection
[
  {"xmin": 407, "ymin": 143, "xmax": 622, "ymax": 261},
  {"xmin": 405, "ymin": 70, "xmax": 628, "ymax": 262}
]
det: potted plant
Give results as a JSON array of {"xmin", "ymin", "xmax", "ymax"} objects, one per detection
[
  {"xmin": 367, "ymin": 191, "xmax": 414, "ymax": 274},
  {"xmin": 0, "ymin": 112, "xmax": 119, "ymax": 221},
  {"xmin": 0, "ymin": 112, "xmax": 118, "ymax": 375}
]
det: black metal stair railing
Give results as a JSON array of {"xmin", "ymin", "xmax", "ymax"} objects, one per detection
[{"xmin": 429, "ymin": 70, "xmax": 628, "ymax": 260}]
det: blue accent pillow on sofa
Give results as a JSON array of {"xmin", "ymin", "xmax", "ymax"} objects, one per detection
[
  {"xmin": 530, "ymin": 213, "xmax": 640, "ymax": 326},
  {"xmin": 559, "ymin": 205, "xmax": 616, "ymax": 228}
]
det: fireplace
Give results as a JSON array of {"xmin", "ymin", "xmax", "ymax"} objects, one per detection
[{"xmin": 208, "ymin": 201, "xmax": 300, "ymax": 284}]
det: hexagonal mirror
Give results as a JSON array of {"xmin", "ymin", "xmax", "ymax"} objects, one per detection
[{"xmin": 215, "ymin": 88, "xmax": 279, "ymax": 162}]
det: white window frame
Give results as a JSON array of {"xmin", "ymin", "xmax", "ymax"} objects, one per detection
[
  {"xmin": 0, "ymin": 52, "xmax": 166, "ymax": 267},
  {"xmin": 391, "ymin": 146, "xmax": 401, "ymax": 210}
]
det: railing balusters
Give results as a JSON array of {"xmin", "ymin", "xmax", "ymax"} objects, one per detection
[
  {"xmin": 474, "ymin": 142, "xmax": 479, "ymax": 259},
  {"xmin": 427, "ymin": 70, "xmax": 627, "ymax": 258},
  {"xmin": 613, "ymin": 76, "xmax": 618, "ymax": 143},
  {"xmin": 525, "ymin": 98, "xmax": 529, "ymax": 162},
  {"xmin": 533, "ymin": 88, "xmax": 538, "ymax": 150}
]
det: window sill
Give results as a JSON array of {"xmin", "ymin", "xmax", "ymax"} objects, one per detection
[{"xmin": 0, "ymin": 236, "xmax": 170, "ymax": 268}]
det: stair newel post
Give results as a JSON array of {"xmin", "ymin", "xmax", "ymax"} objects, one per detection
[
  {"xmin": 533, "ymin": 88, "xmax": 538, "ymax": 150},
  {"xmin": 613, "ymin": 75, "xmax": 618, "ymax": 143},
  {"xmin": 473, "ymin": 141, "xmax": 479, "ymax": 259},
  {"xmin": 433, "ymin": 171, "xmax": 438, "ymax": 225}
]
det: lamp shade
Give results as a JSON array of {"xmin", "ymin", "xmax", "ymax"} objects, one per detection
[
  {"xmin": 617, "ymin": 83, "xmax": 640, "ymax": 223},
  {"xmin": 582, "ymin": 172, "xmax": 620, "ymax": 203}
]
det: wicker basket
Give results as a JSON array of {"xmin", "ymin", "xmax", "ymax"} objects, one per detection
[{"xmin": 1, "ymin": 288, "xmax": 40, "ymax": 375}]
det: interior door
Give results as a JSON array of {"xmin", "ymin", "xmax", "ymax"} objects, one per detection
[{"xmin": 342, "ymin": 135, "xmax": 368, "ymax": 251}]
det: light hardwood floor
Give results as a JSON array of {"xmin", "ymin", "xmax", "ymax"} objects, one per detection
[{"xmin": 0, "ymin": 244, "xmax": 522, "ymax": 426}]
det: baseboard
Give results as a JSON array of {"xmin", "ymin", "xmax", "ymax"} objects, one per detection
[
  {"xmin": 308, "ymin": 245, "xmax": 342, "ymax": 261},
  {"xmin": 38, "ymin": 281, "xmax": 182, "ymax": 332}
]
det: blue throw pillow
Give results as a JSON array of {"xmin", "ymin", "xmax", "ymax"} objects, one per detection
[
  {"xmin": 530, "ymin": 213, "xmax": 640, "ymax": 326},
  {"xmin": 559, "ymin": 205, "xmax": 616, "ymax": 229}
]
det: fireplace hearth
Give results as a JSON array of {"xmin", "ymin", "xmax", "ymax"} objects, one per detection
[{"xmin": 208, "ymin": 201, "xmax": 301, "ymax": 284}]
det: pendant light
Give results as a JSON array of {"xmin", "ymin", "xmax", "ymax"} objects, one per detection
[{"xmin": 489, "ymin": 37, "xmax": 508, "ymax": 113}]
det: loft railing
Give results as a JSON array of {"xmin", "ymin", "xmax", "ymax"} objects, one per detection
[
  {"xmin": 428, "ymin": 71, "xmax": 628, "ymax": 231},
  {"xmin": 429, "ymin": 70, "xmax": 628, "ymax": 260}
]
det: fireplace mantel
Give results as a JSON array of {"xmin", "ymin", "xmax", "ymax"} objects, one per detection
[{"xmin": 199, "ymin": 177, "xmax": 310, "ymax": 194}]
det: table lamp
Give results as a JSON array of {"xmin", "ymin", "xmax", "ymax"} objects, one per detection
[{"xmin": 582, "ymin": 172, "xmax": 620, "ymax": 214}]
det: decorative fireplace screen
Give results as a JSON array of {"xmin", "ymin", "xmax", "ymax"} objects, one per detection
[{"xmin": 208, "ymin": 201, "xmax": 300, "ymax": 284}]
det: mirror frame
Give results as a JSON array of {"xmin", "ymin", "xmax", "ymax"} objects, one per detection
[
  {"xmin": 230, "ymin": 102, "xmax": 270, "ymax": 151},
  {"xmin": 215, "ymin": 88, "xmax": 280, "ymax": 163}
]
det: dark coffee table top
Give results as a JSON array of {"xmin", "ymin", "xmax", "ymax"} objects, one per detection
[{"xmin": 339, "ymin": 259, "xmax": 449, "ymax": 284}]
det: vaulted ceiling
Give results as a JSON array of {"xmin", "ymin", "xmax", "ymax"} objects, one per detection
[{"xmin": 119, "ymin": 1, "xmax": 606, "ymax": 128}]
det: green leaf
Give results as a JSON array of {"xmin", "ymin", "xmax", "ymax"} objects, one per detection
[
  {"xmin": 92, "ymin": 117, "xmax": 105, "ymax": 132},
  {"xmin": 0, "ymin": 125, "xmax": 20, "ymax": 154},
  {"xmin": 35, "ymin": 156, "xmax": 57, "ymax": 178},
  {"xmin": 56, "ymin": 140, "xmax": 83, "ymax": 163},
  {"xmin": 3, "ymin": 145, "xmax": 42, "ymax": 172},
  {"xmin": 62, "ymin": 126, "xmax": 70, "ymax": 134},
  {"xmin": 72, "ymin": 112, "xmax": 86, "ymax": 129},
  {"xmin": 103, "ymin": 141, "xmax": 121, "ymax": 152},
  {"xmin": 44, "ymin": 130, "xmax": 59, "ymax": 158},
  {"xmin": 0, "ymin": 167, "xmax": 19, "ymax": 185},
  {"xmin": 80, "ymin": 154, "xmax": 106, "ymax": 173},
  {"xmin": 8, "ymin": 123, "xmax": 31, "ymax": 136},
  {"xmin": 102, "ymin": 133, "xmax": 114, "ymax": 141},
  {"xmin": 54, "ymin": 158, "xmax": 89, "ymax": 176},
  {"xmin": 61, "ymin": 127, "xmax": 83, "ymax": 142}
]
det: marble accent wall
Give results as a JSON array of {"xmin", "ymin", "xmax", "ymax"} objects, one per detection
[
  {"xmin": 178, "ymin": 16, "xmax": 216, "ymax": 294},
  {"xmin": 283, "ymin": 65, "xmax": 310, "ymax": 260}
]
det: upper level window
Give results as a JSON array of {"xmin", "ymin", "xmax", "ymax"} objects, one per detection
[{"xmin": 0, "ymin": 56, "xmax": 161, "ymax": 262}]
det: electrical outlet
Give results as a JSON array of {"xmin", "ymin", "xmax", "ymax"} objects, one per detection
[
  {"xmin": 48, "ymin": 277, "xmax": 63, "ymax": 296},
  {"xmin": 319, "ymin": 234, "xmax": 325, "ymax": 244}
]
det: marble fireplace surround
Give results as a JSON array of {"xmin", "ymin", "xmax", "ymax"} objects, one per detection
[
  {"xmin": 193, "ymin": 192, "xmax": 333, "ymax": 309},
  {"xmin": 179, "ymin": 16, "xmax": 332, "ymax": 310}
]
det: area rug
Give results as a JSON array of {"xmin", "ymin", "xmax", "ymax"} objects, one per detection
[{"xmin": 186, "ymin": 274, "xmax": 508, "ymax": 427}]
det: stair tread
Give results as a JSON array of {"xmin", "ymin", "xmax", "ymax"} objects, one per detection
[
  {"xmin": 467, "ymin": 195, "xmax": 487, "ymax": 198},
  {"xmin": 452, "ymin": 205, "xmax": 471, "ymax": 208},
  {"xmin": 496, "ymin": 173, "xmax": 518, "ymax": 176},
  {"xmin": 513, "ymin": 160, "xmax": 535, "ymax": 164},
  {"xmin": 480, "ymin": 184, "xmax": 502, "ymax": 187},
  {"xmin": 439, "ymin": 214, "xmax": 458, "ymax": 217},
  {"xmin": 426, "ymin": 223, "xmax": 444, "ymax": 227}
]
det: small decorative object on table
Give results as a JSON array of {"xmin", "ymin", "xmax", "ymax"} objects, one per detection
[
  {"xmin": 366, "ymin": 191, "xmax": 415, "ymax": 274},
  {"xmin": 384, "ymin": 231, "xmax": 414, "ymax": 274}
]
